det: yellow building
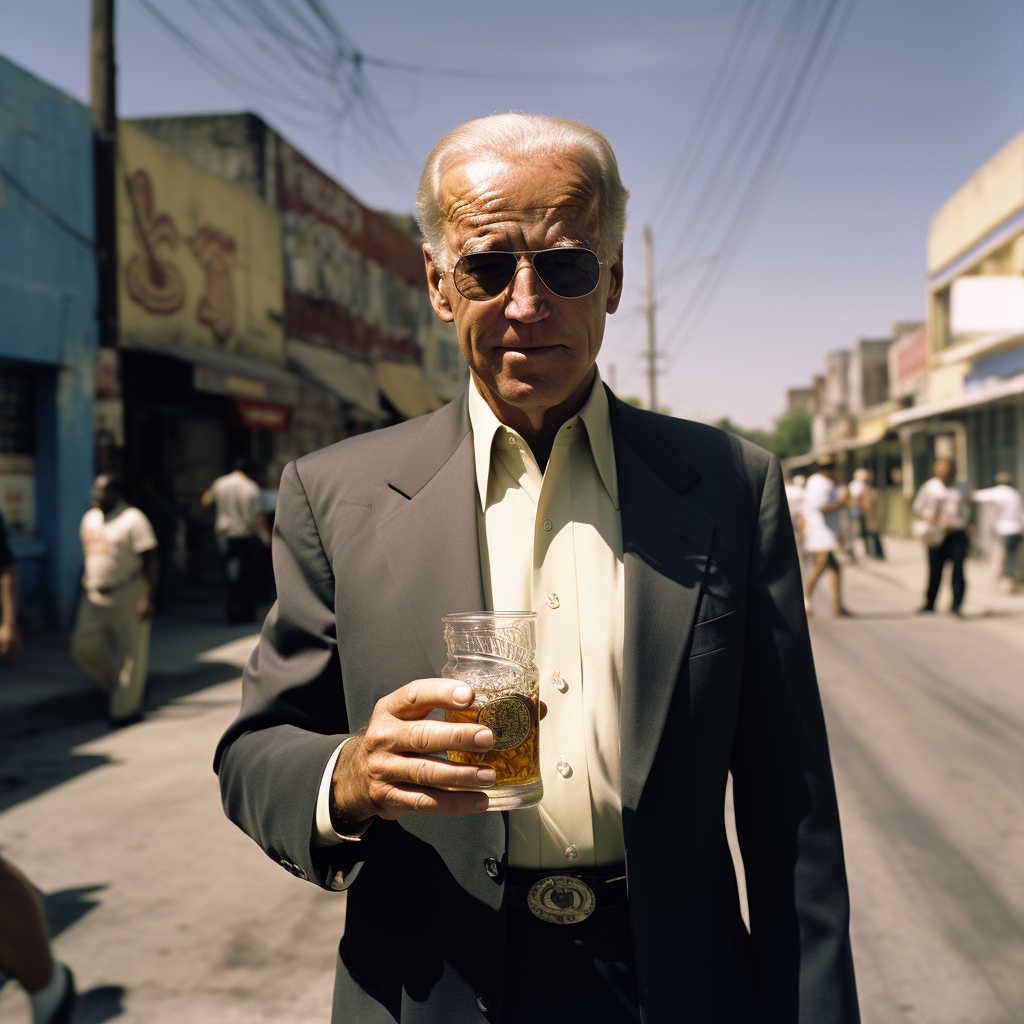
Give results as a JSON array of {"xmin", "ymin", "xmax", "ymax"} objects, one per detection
[{"xmin": 889, "ymin": 128, "xmax": 1024, "ymax": 499}]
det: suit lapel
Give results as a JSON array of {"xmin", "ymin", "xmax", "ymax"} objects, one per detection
[
  {"xmin": 375, "ymin": 391, "xmax": 505, "ymax": 864},
  {"xmin": 611, "ymin": 396, "xmax": 715, "ymax": 837},
  {"xmin": 376, "ymin": 391, "xmax": 486, "ymax": 677}
]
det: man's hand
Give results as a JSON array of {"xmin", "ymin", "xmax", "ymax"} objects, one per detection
[
  {"xmin": 136, "ymin": 595, "xmax": 155, "ymax": 621},
  {"xmin": 330, "ymin": 679, "xmax": 497, "ymax": 830}
]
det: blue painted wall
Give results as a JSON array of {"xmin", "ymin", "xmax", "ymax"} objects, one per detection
[{"xmin": 0, "ymin": 55, "xmax": 97, "ymax": 628}]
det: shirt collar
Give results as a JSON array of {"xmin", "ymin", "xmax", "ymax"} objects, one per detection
[{"xmin": 467, "ymin": 367, "xmax": 618, "ymax": 510}]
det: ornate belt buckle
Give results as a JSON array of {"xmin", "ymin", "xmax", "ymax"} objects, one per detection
[{"xmin": 526, "ymin": 875, "xmax": 596, "ymax": 924}]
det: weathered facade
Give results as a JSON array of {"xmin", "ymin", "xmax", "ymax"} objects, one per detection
[
  {"xmin": 0, "ymin": 55, "xmax": 98, "ymax": 627},
  {"xmin": 129, "ymin": 114, "xmax": 467, "ymax": 418}
]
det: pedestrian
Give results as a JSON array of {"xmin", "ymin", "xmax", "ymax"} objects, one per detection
[
  {"xmin": 913, "ymin": 458, "xmax": 972, "ymax": 616},
  {"xmin": 0, "ymin": 509, "xmax": 22, "ymax": 662},
  {"xmin": 845, "ymin": 468, "xmax": 864, "ymax": 562},
  {"xmin": 70, "ymin": 474, "xmax": 159, "ymax": 725},
  {"xmin": 0, "ymin": 858, "xmax": 76, "ymax": 1024},
  {"xmin": 215, "ymin": 113, "xmax": 858, "ymax": 1023},
  {"xmin": 854, "ymin": 468, "xmax": 885, "ymax": 559},
  {"xmin": 971, "ymin": 471, "xmax": 1023, "ymax": 591},
  {"xmin": 802, "ymin": 455, "xmax": 852, "ymax": 616},
  {"xmin": 201, "ymin": 458, "xmax": 269, "ymax": 624}
]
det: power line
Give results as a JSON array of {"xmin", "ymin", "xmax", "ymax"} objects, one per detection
[
  {"xmin": 0, "ymin": 165, "xmax": 95, "ymax": 250},
  {"xmin": 663, "ymin": 0, "xmax": 856, "ymax": 355}
]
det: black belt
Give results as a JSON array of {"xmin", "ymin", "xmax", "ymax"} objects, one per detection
[{"xmin": 505, "ymin": 865, "xmax": 627, "ymax": 924}]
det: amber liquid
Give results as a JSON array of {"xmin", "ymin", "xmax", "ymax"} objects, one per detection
[{"xmin": 445, "ymin": 691, "xmax": 540, "ymax": 788}]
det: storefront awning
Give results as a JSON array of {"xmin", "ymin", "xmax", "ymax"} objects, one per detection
[
  {"xmin": 888, "ymin": 371, "xmax": 1024, "ymax": 427},
  {"xmin": 120, "ymin": 336, "xmax": 305, "ymax": 405},
  {"xmin": 287, "ymin": 339, "xmax": 383, "ymax": 420},
  {"xmin": 375, "ymin": 361, "xmax": 444, "ymax": 420}
]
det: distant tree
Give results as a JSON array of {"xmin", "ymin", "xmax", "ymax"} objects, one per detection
[
  {"xmin": 770, "ymin": 408, "xmax": 812, "ymax": 459},
  {"xmin": 713, "ymin": 409, "xmax": 812, "ymax": 460}
]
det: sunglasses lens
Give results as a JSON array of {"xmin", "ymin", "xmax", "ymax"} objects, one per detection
[
  {"xmin": 533, "ymin": 248, "xmax": 601, "ymax": 297},
  {"xmin": 454, "ymin": 252, "xmax": 518, "ymax": 299}
]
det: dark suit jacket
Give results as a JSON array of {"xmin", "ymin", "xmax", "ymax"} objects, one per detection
[{"xmin": 215, "ymin": 387, "xmax": 859, "ymax": 1024}]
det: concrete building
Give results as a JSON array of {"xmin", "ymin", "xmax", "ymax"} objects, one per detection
[
  {"xmin": 127, "ymin": 113, "xmax": 466, "ymax": 421},
  {"xmin": 889, "ymin": 128, "xmax": 1024, "ymax": 532},
  {"xmin": 0, "ymin": 56, "xmax": 98, "ymax": 628}
]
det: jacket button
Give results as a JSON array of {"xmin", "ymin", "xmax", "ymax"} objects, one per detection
[
  {"xmin": 476, "ymin": 993, "xmax": 491, "ymax": 1013},
  {"xmin": 484, "ymin": 857, "xmax": 500, "ymax": 879}
]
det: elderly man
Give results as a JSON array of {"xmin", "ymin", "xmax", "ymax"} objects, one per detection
[{"xmin": 216, "ymin": 114, "xmax": 858, "ymax": 1024}]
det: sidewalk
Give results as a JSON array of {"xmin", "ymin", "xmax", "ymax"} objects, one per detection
[
  {"xmin": 0, "ymin": 601, "xmax": 265, "ymax": 742},
  {"xmin": 847, "ymin": 534, "xmax": 1024, "ymax": 617}
]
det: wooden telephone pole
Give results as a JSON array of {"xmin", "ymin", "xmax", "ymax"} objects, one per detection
[
  {"xmin": 641, "ymin": 225, "xmax": 660, "ymax": 412},
  {"xmin": 91, "ymin": 0, "xmax": 118, "ymax": 348}
]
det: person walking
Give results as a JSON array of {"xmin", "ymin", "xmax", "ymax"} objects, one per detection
[
  {"xmin": 913, "ymin": 458, "xmax": 972, "ymax": 615},
  {"xmin": 802, "ymin": 455, "xmax": 851, "ymax": 616},
  {"xmin": 70, "ymin": 474, "xmax": 159, "ymax": 725},
  {"xmin": 971, "ymin": 471, "xmax": 1024, "ymax": 591},
  {"xmin": 201, "ymin": 459, "xmax": 269, "ymax": 624},
  {"xmin": 854, "ymin": 468, "xmax": 885, "ymax": 559}
]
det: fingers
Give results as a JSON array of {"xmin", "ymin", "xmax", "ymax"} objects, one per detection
[
  {"xmin": 376, "ymin": 785, "xmax": 490, "ymax": 818},
  {"xmin": 384, "ymin": 678, "xmax": 476, "ymax": 720}
]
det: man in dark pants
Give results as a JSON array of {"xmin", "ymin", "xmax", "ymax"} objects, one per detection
[
  {"xmin": 913, "ymin": 458, "xmax": 972, "ymax": 615},
  {"xmin": 215, "ymin": 114, "xmax": 858, "ymax": 1023}
]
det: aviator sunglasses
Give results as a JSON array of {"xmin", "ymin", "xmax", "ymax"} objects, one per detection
[{"xmin": 449, "ymin": 246, "xmax": 604, "ymax": 301}]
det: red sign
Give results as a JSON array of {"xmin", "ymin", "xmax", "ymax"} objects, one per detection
[
  {"xmin": 890, "ymin": 327, "xmax": 928, "ymax": 398},
  {"xmin": 235, "ymin": 399, "xmax": 290, "ymax": 431}
]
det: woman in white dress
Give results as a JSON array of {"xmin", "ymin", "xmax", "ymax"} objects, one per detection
[{"xmin": 801, "ymin": 456, "xmax": 851, "ymax": 616}]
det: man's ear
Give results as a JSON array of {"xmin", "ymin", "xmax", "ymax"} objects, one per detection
[
  {"xmin": 424, "ymin": 244, "xmax": 454, "ymax": 322},
  {"xmin": 605, "ymin": 246, "xmax": 624, "ymax": 314}
]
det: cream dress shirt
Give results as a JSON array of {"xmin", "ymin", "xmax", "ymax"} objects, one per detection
[
  {"xmin": 469, "ymin": 372, "xmax": 625, "ymax": 869},
  {"xmin": 315, "ymin": 373, "xmax": 627, "ymax": 870}
]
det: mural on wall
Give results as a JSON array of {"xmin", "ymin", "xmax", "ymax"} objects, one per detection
[
  {"xmin": 123, "ymin": 170, "xmax": 185, "ymax": 316},
  {"xmin": 117, "ymin": 123, "xmax": 284, "ymax": 364}
]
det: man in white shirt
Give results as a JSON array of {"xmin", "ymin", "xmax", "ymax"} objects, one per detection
[
  {"xmin": 201, "ymin": 459, "xmax": 269, "ymax": 624},
  {"xmin": 913, "ymin": 459, "xmax": 973, "ymax": 615},
  {"xmin": 972, "ymin": 471, "xmax": 1024, "ymax": 590},
  {"xmin": 215, "ymin": 114, "xmax": 858, "ymax": 1024},
  {"xmin": 70, "ymin": 474, "xmax": 158, "ymax": 724}
]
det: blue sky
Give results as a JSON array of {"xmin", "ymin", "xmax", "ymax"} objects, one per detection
[{"xmin": 4, "ymin": 0, "xmax": 1022, "ymax": 427}]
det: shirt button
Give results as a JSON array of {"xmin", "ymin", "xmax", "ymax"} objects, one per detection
[
  {"xmin": 476, "ymin": 993, "xmax": 491, "ymax": 1013},
  {"xmin": 542, "ymin": 518, "xmax": 552, "ymax": 532},
  {"xmin": 507, "ymin": 435, "xmax": 517, "ymax": 446},
  {"xmin": 552, "ymin": 670, "xmax": 567, "ymax": 693},
  {"xmin": 483, "ymin": 858, "xmax": 500, "ymax": 879},
  {"xmin": 556, "ymin": 758, "xmax": 572, "ymax": 778},
  {"xmin": 565, "ymin": 844, "xmax": 578, "ymax": 860},
  {"xmin": 545, "ymin": 592, "xmax": 560, "ymax": 609}
]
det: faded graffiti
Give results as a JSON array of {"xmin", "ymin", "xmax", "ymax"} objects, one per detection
[{"xmin": 124, "ymin": 170, "xmax": 186, "ymax": 315}]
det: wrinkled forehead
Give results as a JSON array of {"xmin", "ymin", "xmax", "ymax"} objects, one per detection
[{"xmin": 438, "ymin": 153, "xmax": 600, "ymax": 251}]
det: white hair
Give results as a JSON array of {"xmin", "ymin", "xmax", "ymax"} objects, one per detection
[{"xmin": 416, "ymin": 113, "xmax": 629, "ymax": 273}]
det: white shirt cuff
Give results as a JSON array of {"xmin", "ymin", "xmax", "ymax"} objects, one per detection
[{"xmin": 313, "ymin": 737, "xmax": 373, "ymax": 847}]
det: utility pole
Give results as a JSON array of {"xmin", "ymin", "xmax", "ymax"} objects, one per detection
[
  {"xmin": 641, "ymin": 225, "xmax": 660, "ymax": 412},
  {"xmin": 91, "ymin": 0, "xmax": 118, "ymax": 349}
]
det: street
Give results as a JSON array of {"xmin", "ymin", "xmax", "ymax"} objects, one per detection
[{"xmin": 0, "ymin": 552, "xmax": 1021, "ymax": 1023}]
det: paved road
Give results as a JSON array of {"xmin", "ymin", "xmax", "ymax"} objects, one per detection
[
  {"xmin": 0, "ymin": 563, "xmax": 1020, "ymax": 1022},
  {"xmin": 808, "ymin": 560, "xmax": 1024, "ymax": 1024}
]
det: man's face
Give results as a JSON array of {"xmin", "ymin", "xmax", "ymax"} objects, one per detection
[
  {"xmin": 934, "ymin": 459, "xmax": 953, "ymax": 483},
  {"xmin": 424, "ymin": 153, "xmax": 623, "ymax": 423}
]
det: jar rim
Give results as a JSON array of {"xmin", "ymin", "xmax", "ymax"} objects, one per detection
[{"xmin": 443, "ymin": 610, "xmax": 537, "ymax": 622}]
